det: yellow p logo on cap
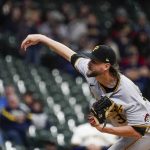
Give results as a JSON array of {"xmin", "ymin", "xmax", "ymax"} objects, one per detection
[{"xmin": 93, "ymin": 45, "xmax": 99, "ymax": 51}]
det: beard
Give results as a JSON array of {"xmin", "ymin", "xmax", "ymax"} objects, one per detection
[{"xmin": 86, "ymin": 69, "xmax": 100, "ymax": 77}]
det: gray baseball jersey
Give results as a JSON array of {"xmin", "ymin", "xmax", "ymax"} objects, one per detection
[{"xmin": 74, "ymin": 57, "xmax": 150, "ymax": 150}]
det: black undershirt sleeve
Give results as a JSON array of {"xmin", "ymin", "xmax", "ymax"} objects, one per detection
[{"xmin": 70, "ymin": 54, "xmax": 82, "ymax": 68}]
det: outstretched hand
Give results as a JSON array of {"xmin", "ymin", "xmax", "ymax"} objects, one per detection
[{"xmin": 21, "ymin": 34, "xmax": 44, "ymax": 51}]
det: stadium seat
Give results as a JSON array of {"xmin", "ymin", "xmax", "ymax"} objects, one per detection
[{"xmin": 0, "ymin": 55, "xmax": 90, "ymax": 147}]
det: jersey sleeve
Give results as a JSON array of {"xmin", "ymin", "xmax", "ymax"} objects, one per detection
[{"xmin": 71, "ymin": 54, "xmax": 90, "ymax": 77}]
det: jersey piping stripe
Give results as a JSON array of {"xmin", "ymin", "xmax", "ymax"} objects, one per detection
[{"xmin": 99, "ymin": 74, "xmax": 120, "ymax": 94}]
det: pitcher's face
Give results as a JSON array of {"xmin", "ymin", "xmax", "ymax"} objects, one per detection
[{"xmin": 87, "ymin": 59, "xmax": 110, "ymax": 77}]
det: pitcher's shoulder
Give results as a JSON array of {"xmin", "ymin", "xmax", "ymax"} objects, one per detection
[{"xmin": 119, "ymin": 74, "xmax": 135, "ymax": 86}]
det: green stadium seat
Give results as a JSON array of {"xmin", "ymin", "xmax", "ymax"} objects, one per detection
[{"xmin": 0, "ymin": 55, "xmax": 90, "ymax": 147}]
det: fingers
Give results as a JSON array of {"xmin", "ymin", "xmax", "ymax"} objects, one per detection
[
  {"xmin": 21, "ymin": 34, "xmax": 42, "ymax": 51},
  {"xmin": 21, "ymin": 38, "xmax": 31, "ymax": 51},
  {"xmin": 24, "ymin": 42, "xmax": 32, "ymax": 51},
  {"xmin": 88, "ymin": 115, "xmax": 99, "ymax": 126},
  {"xmin": 88, "ymin": 118, "xmax": 96, "ymax": 126}
]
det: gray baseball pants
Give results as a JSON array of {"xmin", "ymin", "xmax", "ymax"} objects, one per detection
[{"xmin": 108, "ymin": 133, "xmax": 150, "ymax": 150}]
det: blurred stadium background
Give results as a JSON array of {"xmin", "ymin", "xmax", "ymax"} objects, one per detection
[{"xmin": 0, "ymin": 0, "xmax": 150, "ymax": 150}]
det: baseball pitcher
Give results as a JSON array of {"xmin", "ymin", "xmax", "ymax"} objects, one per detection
[{"xmin": 21, "ymin": 34, "xmax": 150, "ymax": 150}]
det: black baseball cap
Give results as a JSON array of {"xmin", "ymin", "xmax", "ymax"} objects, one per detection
[{"xmin": 83, "ymin": 45, "xmax": 117, "ymax": 65}]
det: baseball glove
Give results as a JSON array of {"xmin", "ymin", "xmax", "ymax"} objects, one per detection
[{"xmin": 89, "ymin": 96, "xmax": 123, "ymax": 127}]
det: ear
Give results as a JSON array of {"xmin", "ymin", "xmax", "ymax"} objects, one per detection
[{"xmin": 105, "ymin": 63, "xmax": 111, "ymax": 70}]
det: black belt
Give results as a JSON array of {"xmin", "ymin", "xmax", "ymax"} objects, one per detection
[{"xmin": 133, "ymin": 125, "xmax": 150, "ymax": 135}]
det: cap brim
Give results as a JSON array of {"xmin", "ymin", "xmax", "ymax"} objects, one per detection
[
  {"xmin": 81, "ymin": 52, "xmax": 112, "ymax": 64},
  {"xmin": 81, "ymin": 52, "xmax": 99, "ymax": 61}
]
